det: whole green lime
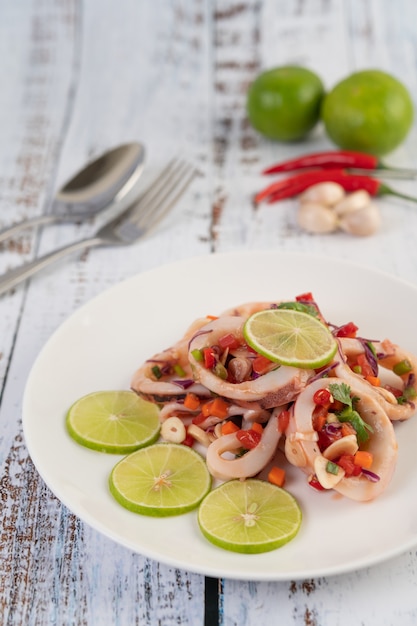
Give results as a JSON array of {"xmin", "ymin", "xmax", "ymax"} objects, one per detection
[
  {"xmin": 246, "ymin": 66, "xmax": 325, "ymax": 141},
  {"xmin": 321, "ymin": 69, "xmax": 414, "ymax": 156}
]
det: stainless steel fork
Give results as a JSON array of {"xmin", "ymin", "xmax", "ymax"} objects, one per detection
[{"xmin": 0, "ymin": 159, "xmax": 197, "ymax": 296}]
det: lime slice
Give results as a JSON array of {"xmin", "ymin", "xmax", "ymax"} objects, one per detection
[
  {"xmin": 109, "ymin": 443, "xmax": 212, "ymax": 517},
  {"xmin": 243, "ymin": 308, "xmax": 337, "ymax": 369},
  {"xmin": 66, "ymin": 390, "xmax": 160, "ymax": 453},
  {"xmin": 198, "ymin": 479, "xmax": 302, "ymax": 554}
]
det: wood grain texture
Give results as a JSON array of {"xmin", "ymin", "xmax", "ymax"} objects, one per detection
[{"xmin": 1, "ymin": 0, "xmax": 417, "ymax": 624}]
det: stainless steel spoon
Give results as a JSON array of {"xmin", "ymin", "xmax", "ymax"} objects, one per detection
[{"xmin": 0, "ymin": 142, "xmax": 146, "ymax": 243}]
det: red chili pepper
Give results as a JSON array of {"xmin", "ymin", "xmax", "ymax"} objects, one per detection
[
  {"xmin": 277, "ymin": 409, "xmax": 290, "ymax": 433},
  {"xmin": 313, "ymin": 388, "xmax": 333, "ymax": 407},
  {"xmin": 236, "ymin": 429, "xmax": 262, "ymax": 450},
  {"xmin": 335, "ymin": 321, "xmax": 359, "ymax": 338},
  {"xmin": 262, "ymin": 150, "xmax": 379, "ymax": 175},
  {"xmin": 254, "ymin": 169, "xmax": 417, "ymax": 206},
  {"xmin": 218, "ymin": 333, "xmax": 241, "ymax": 351},
  {"xmin": 203, "ymin": 347, "xmax": 216, "ymax": 369},
  {"xmin": 295, "ymin": 292, "xmax": 314, "ymax": 302},
  {"xmin": 308, "ymin": 475, "xmax": 325, "ymax": 491},
  {"xmin": 262, "ymin": 149, "xmax": 417, "ymax": 177}
]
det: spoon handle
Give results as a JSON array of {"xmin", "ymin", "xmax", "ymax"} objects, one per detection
[
  {"xmin": 0, "ymin": 214, "xmax": 62, "ymax": 244},
  {"xmin": 0, "ymin": 236, "xmax": 103, "ymax": 296}
]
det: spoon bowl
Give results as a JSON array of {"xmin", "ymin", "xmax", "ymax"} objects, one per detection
[
  {"xmin": 0, "ymin": 142, "xmax": 146, "ymax": 244},
  {"xmin": 54, "ymin": 142, "xmax": 145, "ymax": 215}
]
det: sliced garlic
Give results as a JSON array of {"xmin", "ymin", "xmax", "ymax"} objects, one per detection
[
  {"xmin": 160, "ymin": 416, "xmax": 186, "ymax": 443},
  {"xmin": 187, "ymin": 423, "xmax": 214, "ymax": 447},
  {"xmin": 322, "ymin": 434, "xmax": 359, "ymax": 461},
  {"xmin": 314, "ymin": 456, "xmax": 345, "ymax": 489}
]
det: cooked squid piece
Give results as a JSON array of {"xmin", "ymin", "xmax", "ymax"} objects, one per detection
[
  {"xmin": 205, "ymin": 406, "xmax": 286, "ymax": 480},
  {"xmin": 131, "ymin": 317, "xmax": 212, "ymax": 403},
  {"xmin": 285, "ymin": 377, "xmax": 398, "ymax": 501},
  {"xmin": 188, "ymin": 315, "xmax": 313, "ymax": 408},
  {"xmin": 335, "ymin": 337, "xmax": 417, "ymax": 421}
]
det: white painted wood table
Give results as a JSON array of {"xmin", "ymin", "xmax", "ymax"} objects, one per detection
[{"xmin": 2, "ymin": 1, "xmax": 417, "ymax": 624}]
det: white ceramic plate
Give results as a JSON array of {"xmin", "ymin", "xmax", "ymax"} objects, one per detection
[{"xmin": 22, "ymin": 251, "xmax": 417, "ymax": 581}]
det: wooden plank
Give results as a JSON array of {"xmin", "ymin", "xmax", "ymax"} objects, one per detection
[{"xmin": 1, "ymin": 0, "xmax": 417, "ymax": 623}]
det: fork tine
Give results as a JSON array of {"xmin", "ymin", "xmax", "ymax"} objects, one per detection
[
  {"xmin": 137, "ymin": 160, "xmax": 197, "ymax": 233},
  {"xmin": 136, "ymin": 158, "xmax": 182, "ymax": 211}
]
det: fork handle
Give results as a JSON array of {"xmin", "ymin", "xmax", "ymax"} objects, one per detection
[
  {"xmin": 0, "ymin": 236, "xmax": 102, "ymax": 296},
  {"xmin": 0, "ymin": 214, "xmax": 63, "ymax": 244}
]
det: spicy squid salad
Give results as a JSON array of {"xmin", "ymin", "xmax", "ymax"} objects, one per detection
[{"xmin": 131, "ymin": 293, "xmax": 417, "ymax": 502}]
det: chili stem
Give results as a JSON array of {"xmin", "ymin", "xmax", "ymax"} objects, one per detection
[{"xmin": 380, "ymin": 183, "xmax": 417, "ymax": 204}]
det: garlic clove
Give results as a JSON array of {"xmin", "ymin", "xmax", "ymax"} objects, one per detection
[
  {"xmin": 333, "ymin": 190, "xmax": 372, "ymax": 216},
  {"xmin": 339, "ymin": 202, "xmax": 381, "ymax": 236},
  {"xmin": 300, "ymin": 182, "xmax": 346, "ymax": 206},
  {"xmin": 297, "ymin": 202, "xmax": 338, "ymax": 234}
]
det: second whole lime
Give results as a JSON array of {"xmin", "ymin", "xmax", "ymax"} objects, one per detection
[
  {"xmin": 321, "ymin": 69, "xmax": 414, "ymax": 156},
  {"xmin": 246, "ymin": 66, "xmax": 325, "ymax": 141}
]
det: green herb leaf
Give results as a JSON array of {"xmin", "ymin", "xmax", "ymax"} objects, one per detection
[
  {"xmin": 329, "ymin": 382, "xmax": 353, "ymax": 408},
  {"xmin": 277, "ymin": 301, "xmax": 318, "ymax": 317},
  {"xmin": 328, "ymin": 382, "xmax": 373, "ymax": 444},
  {"xmin": 338, "ymin": 408, "xmax": 373, "ymax": 444}
]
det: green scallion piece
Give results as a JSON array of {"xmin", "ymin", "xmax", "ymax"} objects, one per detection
[
  {"xmin": 393, "ymin": 359, "xmax": 413, "ymax": 376},
  {"xmin": 214, "ymin": 362, "xmax": 228, "ymax": 380},
  {"xmin": 326, "ymin": 461, "xmax": 340, "ymax": 475},
  {"xmin": 151, "ymin": 365, "xmax": 162, "ymax": 379},
  {"xmin": 191, "ymin": 348, "xmax": 203, "ymax": 362},
  {"xmin": 173, "ymin": 363, "xmax": 186, "ymax": 377}
]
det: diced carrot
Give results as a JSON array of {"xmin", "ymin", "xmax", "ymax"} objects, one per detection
[
  {"xmin": 354, "ymin": 450, "xmax": 373, "ymax": 469},
  {"xmin": 268, "ymin": 466, "xmax": 286, "ymax": 487},
  {"xmin": 183, "ymin": 392, "xmax": 200, "ymax": 410},
  {"xmin": 201, "ymin": 401, "xmax": 213, "ymax": 417},
  {"xmin": 341, "ymin": 422, "xmax": 356, "ymax": 437},
  {"xmin": 211, "ymin": 397, "xmax": 229, "ymax": 418},
  {"xmin": 201, "ymin": 397, "xmax": 229, "ymax": 419},
  {"xmin": 221, "ymin": 421, "xmax": 240, "ymax": 435},
  {"xmin": 278, "ymin": 409, "xmax": 290, "ymax": 433},
  {"xmin": 206, "ymin": 315, "xmax": 218, "ymax": 320},
  {"xmin": 365, "ymin": 375, "xmax": 380, "ymax": 387},
  {"xmin": 251, "ymin": 422, "xmax": 264, "ymax": 435}
]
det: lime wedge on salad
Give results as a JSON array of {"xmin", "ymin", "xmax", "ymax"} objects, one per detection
[
  {"xmin": 66, "ymin": 390, "xmax": 160, "ymax": 454},
  {"xmin": 198, "ymin": 479, "xmax": 302, "ymax": 553},
  {"xmin": 243, "ymin": 308, "xmax": 337, "ymax": 369},
  {"xmin": 109, "ymin": 443, "xmax": 211, "ymax": 517}
]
